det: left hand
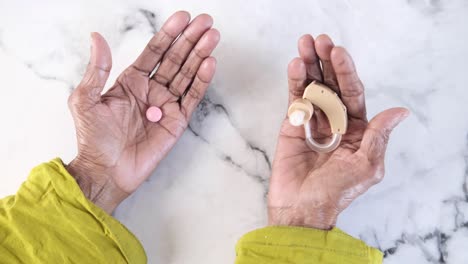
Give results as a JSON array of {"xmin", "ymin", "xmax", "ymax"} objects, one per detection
[{"xmin": 67, "ymin": 11, "xmax": 220, "ymax": 214}]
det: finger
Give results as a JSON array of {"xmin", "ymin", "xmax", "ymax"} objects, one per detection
[
  {"xmin": 169, "ymin": 28, "xmax": 220, "ymax": 97},
  {"xmin": 154, "ymin": 14, "xmax": 213, "ymax": 87},
  {"xmin": 181, "ymin": 57, "xmax": 216, "ymax": 118},
  {"xmin": 70, "ymin": 32, "xmax": 112, "ymax": 107},
  {"xmin": 287, "ymin": 57, "xmax": 307, "ymax": 105},
  {"xmin": 359, "ymin": 108, "xmax": 410, "ymax": 164},
  {"xmin": 298, "ymin": 34, "xmax": 322, "ymax": 81},
  {"xmin": 331, "ymin": 47, "xmax": 367, "ymax": 120},
  {"xmin": 132, "ymin": 11, "xmax": 190, "ymax": 74},
  {"xmin": 315, "ymin": 34, "xmax": 339, "ymax": 94},
  {"xmin": 287, "ymin": 57, "xmax": 331, "ymax": 138}
]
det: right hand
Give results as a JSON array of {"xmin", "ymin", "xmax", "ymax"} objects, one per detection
[{"xmin": 268, "ymin": 34, "xmax": 409, "ymax": 230}]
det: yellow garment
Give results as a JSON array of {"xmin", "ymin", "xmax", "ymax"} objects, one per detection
[
  {"xmin": 0, "ymin": 159, "xmax": 146, "ymax": 263},
  {"xmin": 235, "ymin": 226, "xmax": 382, "ymax": 263},
  {"xmin": 0, "ymin": 159, "xmax": 382, "ymax": 263}
]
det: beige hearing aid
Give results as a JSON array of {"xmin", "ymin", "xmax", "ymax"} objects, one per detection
[{"xmin": 287, "ymin": 81, "xmax": 347, "ymax": 153}]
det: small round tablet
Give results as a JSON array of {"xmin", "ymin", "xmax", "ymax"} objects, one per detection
[{"xmin": 146, "ymin": 106, "xmax": 162, "ymax": 123}]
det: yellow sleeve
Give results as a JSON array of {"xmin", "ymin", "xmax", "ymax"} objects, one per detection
[
  {"xmin": 235, "ymin": 226, "xmax": 382, "ymax": 264},
  {"xmin": 0, "ymin": 158, "xmax": 147, "ymax": 264}
]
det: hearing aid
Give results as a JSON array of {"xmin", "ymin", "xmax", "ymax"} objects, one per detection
[{"xmin": 287, "ymin": 81, "xmax": 347, "ymax": 153}]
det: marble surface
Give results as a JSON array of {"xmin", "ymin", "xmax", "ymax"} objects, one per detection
[{"xmin": 1, "ymin": 0, "xmax": 467, "ymax": 263}]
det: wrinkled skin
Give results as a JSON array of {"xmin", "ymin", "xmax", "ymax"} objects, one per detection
[
  {"xmin": 268, "ymin": 34, "xmax": 409, "ymax": 229},
  {"xmin": 67, "ymin": 11, "xmax": 220, "ymax": 214}
]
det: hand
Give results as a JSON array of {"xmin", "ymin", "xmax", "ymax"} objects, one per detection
[
  {"xmin": 268, "ymin": 34, "xmax": 409, "ymax": 230},
  {"xmin": 67, "ymin": 11, "xmax": 220, "ymax": 214}
]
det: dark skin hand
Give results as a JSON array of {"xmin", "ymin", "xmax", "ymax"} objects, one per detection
[
  {"xmin": 67, "ymin": 11, "xmax": 220, "ymax": 214},
  {"xmin": 268, "ymin": 34, "xmax": 409, "ymax": 229}
]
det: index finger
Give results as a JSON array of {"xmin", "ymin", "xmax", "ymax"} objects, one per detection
[
  {"xmin": 132, "ymin": 11, "xmax": 191, "ymax": 75},
  {"xmin": 287, "ymin": 57, "xmax": 307, "ymax": 105}
]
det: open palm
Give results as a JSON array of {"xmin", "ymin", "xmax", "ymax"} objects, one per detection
[
  {"xmin": 268, "ymin": 34, "xmax": 409, "ymax": 229},
  {"xmin": 67, "ymin": 12, "xmax": 220, "ymax": 213}
]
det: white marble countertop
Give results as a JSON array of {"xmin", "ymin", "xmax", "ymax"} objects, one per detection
[{"xmin": 1, "ymin": 0, "xmax": 467, "ymax": 263}]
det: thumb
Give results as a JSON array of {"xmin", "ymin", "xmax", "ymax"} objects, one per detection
[
  {"xmin": 359, "ymin": 107, "xmax": 410, "ymax": 164},
  {"xmin": 71, "ymin": 32, "xmax": 112, "ymax": 106}
]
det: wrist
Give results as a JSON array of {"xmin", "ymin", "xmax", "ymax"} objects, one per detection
[
  {"xmin": 268, "ymin": 205, "xmax": 337, "ymax": 230},
  {"xmin": 66, "ymin": 157, "xmax": 129, "ymax": 215}
]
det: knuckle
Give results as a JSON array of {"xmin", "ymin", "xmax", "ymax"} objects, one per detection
[
  {"xmin": 193, "ymin": 48, "xmax": 208, "ymax": 59},
  {"xmin": 92, "ymin": 63, "xmax": 111, "ymax": 73},
  {"xmin": 153, "ymin": 74, "xmax": 170, "ymax": 86},
  {"xmin": 371, "ymin": 164, "xmax": 385, "ymax": 183},
  {"xmin": 180, "ymin": 64, "xmax": 198, "ymax": 79},
  {"xmin": 183, "ymin": 34, "xmax": 197, "ymax": 45},
  {"xmin": 335, "ymin": 57, "xmax": 348, "ymax": 68},
  {"xmin": 365, "ymin": 127, "xmax": 391, "ymax": 164},
  {"xmin": 289, "ymin": 89, "xmax": 305, "ymax": 98},
  {"xmin": 374, "ymin": 127, "xmax": 392, "ymax": 147},
  {"xmin": 324, "ymin": 76, "xmax": 338, "ymax": 85},
  {"xmin": 336, "ymin": 68, "xmax": 354, "ymax": 76},
  {"xmin": 168, "ymin": 83, "xmax": 182, "ymax": 97},
  {"xmin": 342, "ymin": 82, "xmax": 364, "ymax": 97},
  {"xmin": 187, "ymin": 87, "xmax": 202, "ymax": 101},
  {"xmin": 288, "ymin": 80, "xmax": 306, "ymax": 96},
  {"xmin": 165, "ymin": 51, "xmax": 185, "ymax": 65},
  {"xmin": 147, "ymin": 43, "xmax": 166, "ymax": 57},
  {"xmin": 382, "ymin": 130, "xmax": 391, "ymax": 144},
  {"xmin": 68, "ymin": 89, "xmax": 81, "ymax": 108}
]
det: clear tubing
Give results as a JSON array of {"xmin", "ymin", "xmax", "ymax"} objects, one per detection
[{"xmin": 304, "ymin": 122, "xmax": 342, "ymax": 153}]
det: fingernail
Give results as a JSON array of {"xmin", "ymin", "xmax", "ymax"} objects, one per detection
[
  {"xmin": 89, "ymin": 32, "xmax": 98, "ymax": 63},
  {"xmin": 394, "ymin": 109, "xmax": 411, "ymax": 128},
  {"xmin": 401, "ymin": 108, "xmax": 411, "ymax": 119},
  {"xmin": 90, "ymin": 32, "xmax": 98, "ymax": 48}
]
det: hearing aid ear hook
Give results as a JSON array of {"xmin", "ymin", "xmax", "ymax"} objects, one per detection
[{"xmin": 287, "ymin": 81, "xmax": 348, "ymax": 153}]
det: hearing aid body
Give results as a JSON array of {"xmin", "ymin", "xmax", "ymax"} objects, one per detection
[{"xmin": 287, "ymin": 81, "xmax": 347, "ymax": 153}]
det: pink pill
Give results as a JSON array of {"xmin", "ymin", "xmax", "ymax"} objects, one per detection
[{"xmin": 146, "ymin": 106, "xmax": 162, "ymax": 122}]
